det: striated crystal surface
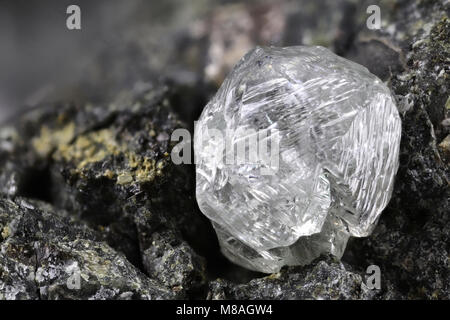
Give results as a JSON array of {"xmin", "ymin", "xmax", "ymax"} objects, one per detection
[{"xmin": 194, "ymin": 46, "xmax": 401, "ymax": 273}]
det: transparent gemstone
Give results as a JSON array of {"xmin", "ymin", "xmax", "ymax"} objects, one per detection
[{"xmin": 194, "ymin": 46, "xmax": 401, "ymax": 273}]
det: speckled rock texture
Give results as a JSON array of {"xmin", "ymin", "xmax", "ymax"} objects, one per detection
[
  {"xmin": 0, "ymin": 86, "xmax": 209, "ymax": 299},
  {"xmin": 207, "ymin": 256, "xmax": 406, "ymax": 300},
  {"xmin": 0, "ymin": 197, "xmax": 175, "ymax": 299},
  {"xmin": 0, "ymin": 0, "xmax": 448, "ymax": 300}
]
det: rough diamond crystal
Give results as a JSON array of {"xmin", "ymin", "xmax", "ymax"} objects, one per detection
[{"xmin": 194, "ymin": 46, "xmax": 401, "ymax": 273}]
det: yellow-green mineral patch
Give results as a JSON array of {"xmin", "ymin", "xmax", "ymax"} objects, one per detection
[
  {"xmin": 32, "ymin": 122, "xmax": 75, "ymax": 157},
  {"xmin": 54, "ymin": 129, "xmax": 119, "ymax": 170},
  {"xmin": 117, "ymin": 172, "xmax": 133, "ymax": 185},
  {"xmin": 1, "ymin": 226, "xmax": 10, "ymax": 239},
  {"xmin": 49, "ymin": 127, "xmax": 161, "ymax": 185}
]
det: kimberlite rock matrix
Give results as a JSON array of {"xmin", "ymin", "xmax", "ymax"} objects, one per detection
[{"xmin": 0, "ymin": 0, "xmax": 448, "ymax": 300}]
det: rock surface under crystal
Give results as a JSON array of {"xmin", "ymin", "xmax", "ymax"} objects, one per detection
[{"xmin": 194, "ymin": 46, "xmax": 401, "ymax": 273}]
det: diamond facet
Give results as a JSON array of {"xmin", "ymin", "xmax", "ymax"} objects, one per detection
[{"xmin": 194, "ymin": 46, "xmax": 401, "ymax": 273}]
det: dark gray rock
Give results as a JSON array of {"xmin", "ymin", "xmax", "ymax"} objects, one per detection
[
  {"xmin": 142, "ymin": 231, "xmax": 206, "ymax": 294},
  {"xmin": 207, "ymin": 256, "xmax": 392, "ymax": 300},
  {"xmin": 0, "ymin": 84, "xmax": 210, "ymax": 299},
  {"xmin": 0, "ymin": 197, "xmax": 175, "ymax": 299}
]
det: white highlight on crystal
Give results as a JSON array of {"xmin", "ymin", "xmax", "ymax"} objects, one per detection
[{"xmin": 172, "ymin": 123, "xmax": 281, "ymax": 175}]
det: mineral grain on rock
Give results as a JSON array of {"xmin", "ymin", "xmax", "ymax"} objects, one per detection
[{"xmin": 195, "ymin": 45, "xmax": 402, "ymax": 273}]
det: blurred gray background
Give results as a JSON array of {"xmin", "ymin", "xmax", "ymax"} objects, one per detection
[{"xmin": 0, "ymin": 0, "xmax": 384, "ymax": 122}]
